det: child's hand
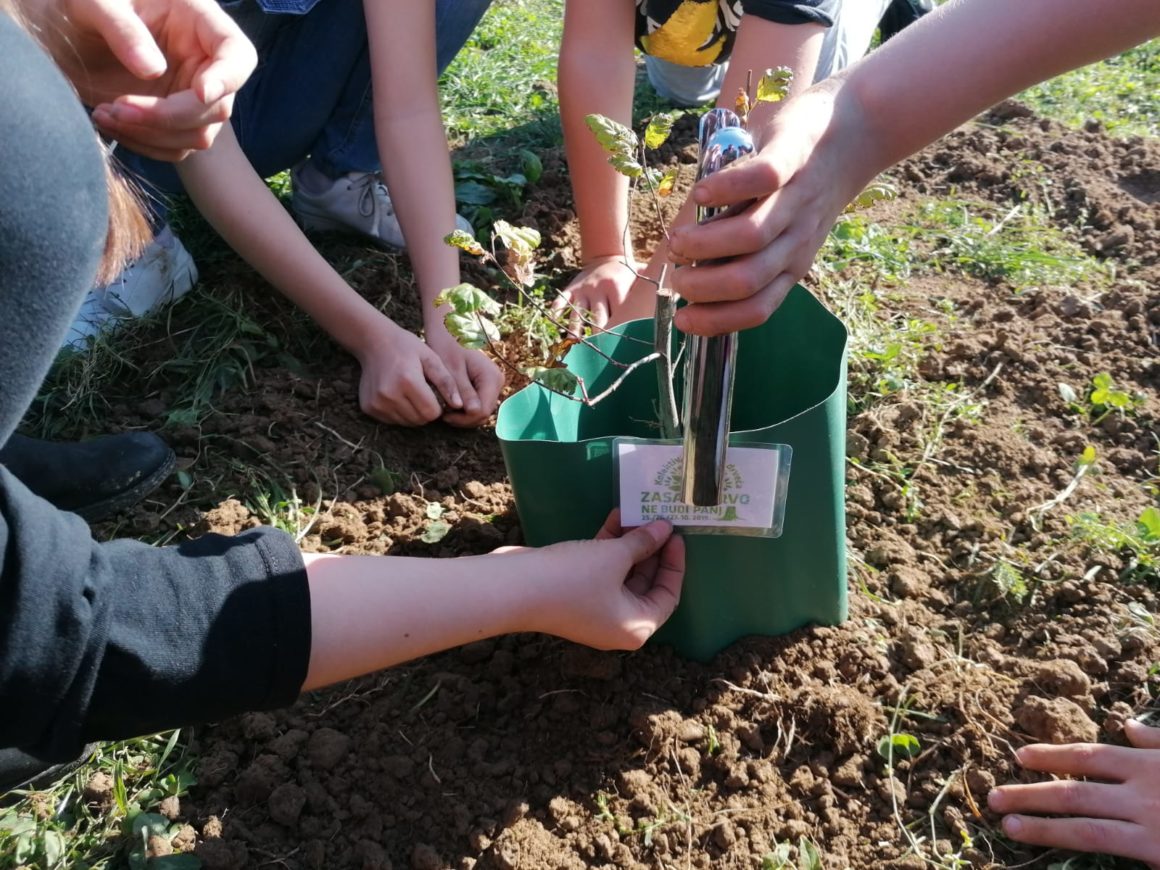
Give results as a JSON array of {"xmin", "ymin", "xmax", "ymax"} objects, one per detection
[
  {"xmin": 518, "ymin": 511, "xmax": 684, "ymax": 650},
  {"xmin": 988, "ymin": 719, "xmax": 1160, "ymax": 868},
  {"xmin": 425, "ymin": 333, "xmax": 504, "ymax": 428},
  {"xmin": 46, "ymin": 0, "xmax": 258, "ymax": 161},
  {"xmin": 666, "ymin": 82, "xmax": 867, "ymax": 337},
  {"xmin": 552, "ymin": 255, "xmax": 652, "ymax": 331},
  {"xmin": 356, "ymin": 325, "xmax": 463, "ymax": 426}
]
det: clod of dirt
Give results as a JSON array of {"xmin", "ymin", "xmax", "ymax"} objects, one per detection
[
  {"xmin": 234, "ymin": 754, "xmax": 287, "ymax": 804},
  {"xmin": 171, "ymin": 824, "xmax": 197, "ymax": 852},
  {"xmin": 794, "ymin": 686, "xmax": 886, "ymax": 756},
  {"xmin": 1030, "ymin": 659, "xmax": 1092, "ymax": 704},
  {"xmin": 240, "ymin": 711, "xmax": 278, "ymax": 740},
  {"xmin": 147, "ymin": 834, "xmax": 173, "ymax": 858},
  {"xmin": 268, "ymin": 782, "xmax": 307, "ymax": 827},
  {"xmin": 307, "ymin": 727, "xmax": 351, "ymax": 768},
  {"xmin": 83, "ymin": 771, "xmax": 114, "ymax": 808},
  {"xmin": 1016, "ymin": 696, "xmax": 1099, "ymax": 744},
  {"xmin": 158, "ymin": 795, "xmax": 181, "ymax": 820},
  {"xmin": 410, "ymin": 842, "xmax": 442, "ymax": 870}
]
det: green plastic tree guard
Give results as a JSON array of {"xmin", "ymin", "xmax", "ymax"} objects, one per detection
[{"xmin": 495, "ymin": 285, "xmax": 849, "ymax": 661}]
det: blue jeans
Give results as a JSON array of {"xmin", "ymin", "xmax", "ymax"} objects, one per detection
[{"xmin": 121, "ymin": 0, "xmax": 493, "ymax": 200}]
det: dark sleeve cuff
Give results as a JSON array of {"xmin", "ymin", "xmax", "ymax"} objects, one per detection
[{"xmin": 741, "ymin": 0, "xmax": 836, "ymax": 27}]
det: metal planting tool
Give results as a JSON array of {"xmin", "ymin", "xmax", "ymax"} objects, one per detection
[{"xmin": 681, "ymin": 109, "xmax": 755, "ymax": 506}]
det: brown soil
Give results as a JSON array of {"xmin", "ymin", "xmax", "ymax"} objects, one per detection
[{"xmin": 89, "ymin": 104, "xmax": 1159, "ymax": 869}]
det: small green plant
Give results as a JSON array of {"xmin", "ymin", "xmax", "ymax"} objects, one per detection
[
  {"xmin": 876, "ymin": 731, "xmax": 922, "ymax": 761},
  {"xmin": 763, "ymin": 837, "xmax": 824, "ymax": 870},
  {"xmin": 421, "ymin": 501, "xmax": 452, "ymax": 544},
  {"xmin": 1087, "ymin": 372, "xmax": 1143, "ymax": 420},
  {"xmin": 976, "ymin": 559, "xmax": 1031, "ymax": 607},
  {"xmin": 1068, "ymin": 505, "xmax": 1160, "ymax": 583}
]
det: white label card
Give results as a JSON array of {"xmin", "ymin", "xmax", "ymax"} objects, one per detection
[{"xmin": 616, "ymin": 441, "xmax": 780, "ymax": 530}]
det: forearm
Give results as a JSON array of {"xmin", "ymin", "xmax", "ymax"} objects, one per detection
[
  {"xmin": 176, "ymin": 129, "xmax": 396, "ymax": 358},
  {"xmin": 363, "ymin": 0, "xmax": 460, "ymax": 336},
  {"xmin": 374, "ymin": 111, "xmax": 462, "ymax": 330},
  {"xmin": 847, "ymin": 0, "xmax": 1160, "ymax": 180},
  {"xmin": 302, "ymin": 550, "xmax": 548, "ymax": 690},
  {"xmin": 559, "ymin": 0, "xmax": 637, "ymax": 263},
  {"xmin": 718, "ymin": 15, "xmax": 824, "ymax": 129}
]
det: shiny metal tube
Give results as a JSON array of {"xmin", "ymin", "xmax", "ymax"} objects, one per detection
[{"xmin": 681, "ymin": 112, "xmax": 754, "ymax": 506}]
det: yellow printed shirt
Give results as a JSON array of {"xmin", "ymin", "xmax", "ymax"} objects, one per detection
[{"xmin": 634, "ymin": 0, "xmax": 836, "ymax": 68}]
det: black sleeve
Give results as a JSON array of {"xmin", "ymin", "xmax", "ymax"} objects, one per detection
[
  {"xmin": 741, "ymin": 0, "xmax": 837, "ymax": 27},
  {"xmin": 0, "ymin": 467, "xmax": 311, "ymax": 760}
]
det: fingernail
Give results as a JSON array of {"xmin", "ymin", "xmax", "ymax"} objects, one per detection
[
  {"xmin": 466, "ymin": 399, "xmax": 480, "ymax": 413},
  {"xmin": 110, "ymin": 104, "xmax": 145, "ymax": 124},
  {"xmin": 1003, "ymin": 815, "xmax": 1023, "ymax": 836},
  {"xmin": 693, "ymin": 188, "xmax": 710, "ymax": 205},
  {"xmin": 986, "ymin": 789, "xmax": 1004, "ymax": 811}
]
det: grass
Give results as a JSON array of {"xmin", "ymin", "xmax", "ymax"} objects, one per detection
[
  {"xmin": 0, "ymin": 733, "xmax": 196, "ymax": 870},
  {"xmin": 1020, "ymin": 41, "xmax": 1160, "ymax": 137}
]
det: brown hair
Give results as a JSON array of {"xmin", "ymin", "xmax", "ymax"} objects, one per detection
[{"xmin": 2, "ymin": 0, "xmax": 151, "ymax": 283}]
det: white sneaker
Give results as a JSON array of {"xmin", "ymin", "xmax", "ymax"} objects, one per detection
[
  {"xmin": 63, "ymin": 225, "xmax": 198, "ymax": 350},
  {"xmin": 290, "ymin": 168, "xmax": 472, "ymax": 251}
]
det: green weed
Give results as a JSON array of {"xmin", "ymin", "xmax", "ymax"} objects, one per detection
[
  {"xmin": 440, "ymin": 0, "xmax": 563, "ymax": 145},
  {"xmin": 762, "ymin": 836, "xmax": 824, "ymax": 870},
  {"xmin": 1068, "ymin": 506, "xmax": 1160, "ymax": 584},
  {"xmin": 907, "ymin": 199, "xmax": 1107, "ymax": 291},
  {"xmin": 0, "ymin": 732, "xmax": 197, "ymax": 870},
  {"xmin": 1021, "ymin": 42, "xmax": 1160, "ymax": 137}
]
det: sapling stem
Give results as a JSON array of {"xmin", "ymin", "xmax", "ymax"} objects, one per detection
[{"xmin": 654, "ymin": 270, "xmax": 679, "ymax": 440}]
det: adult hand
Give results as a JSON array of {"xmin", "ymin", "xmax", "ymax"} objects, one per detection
[
  {"xmin": 528, "ymin": 511, "xmax": 684, "ymax": 650},
  {"xmin": 426, "ymin": 332, "xmax": 505, "ymax": 428},
  {"xmin": 34, "ymin": 0, "xmax": 257, "ymax": 161},
  {"xmin": 355, "ymin": 323, "xmax": 462, "ymax": 426},
  {"xmin": 552, "ymin": 255, "xmax": 654, "ymax": 331},
  {"xmin": 987, "ymin": 719, "xmax": 1160, "ymax": 868},
  {"xmin": 666, "ymin": 81, "xmax": 870, "ymax": 337}
]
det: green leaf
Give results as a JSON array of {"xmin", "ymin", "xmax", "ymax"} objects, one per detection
[
  {"xmin": 493, "ymin": 221, "xmax": 541, "ymax": 287},
  {"xmin": 1079, "ymin": 445, "xmax": 1098, "ymax": 466},
  {"xmin": 1138, "ymin": 506, "xmax": 1160, "ymax": 542},
  {"xmin": 434, "ymin": 283, "xmax": 501, "ymax": 317},
  {"xmin": 585, "ymin": 114, "xmax": 642, "ymax": 178},
  {"xmin": 425, "ymin": 502, "xmax": 445, "ymax": 520},
  {"xmin": 797, "ymin": 837, "xmax": 823, "ymax": 870},
  {"xmin": 876, "ymin": 732, "xmax": 921, "ymax": 761},
  {"xmin": 42, "ymin": 830, "xmax": 65, "ymax": 866},
  {"xmin": 644, "ymin": 111, "xmax": 683, "ymax": 150},
  {"xmin": 493, "ymin": 220, "xmax": 541, "ymax": 254},
  {"xmin": 585, "ymin": 113, "xmax": 638, "ymax": 155},
  {"xmin": 519, "ymin": 149, "xmax": 543, "ymax": 185},
  {"xmin": 444, "ymin": 230, "xmax": 486, "ymax": 257},
  {"xmin": 130, "ymin": 813, "xmax": 170, "ymax": 839},
  {"xmin": 608, "ymin": 153, "xmax": 644, "ymax": 178},
  {"xmin": 755, "ymin": 67, "xmax": 794, "ymax": 104},
  {"xmin": 525, "ymin": 366, "xmax": 580, "ymax": 396},
  {"xmin": 421, "ymin": 521, "xmax": 451, "ymax": 544},
  {"xmin": 444, "ymin": 312, "xmax": 501, "ymax": 350},
  {"xmin": 847, "ymin": 182, "xmax": 897, "ymax": 211},
  {"xmin": 454, "ymin": 180, "xmax": 497, "ymax": 206}
]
